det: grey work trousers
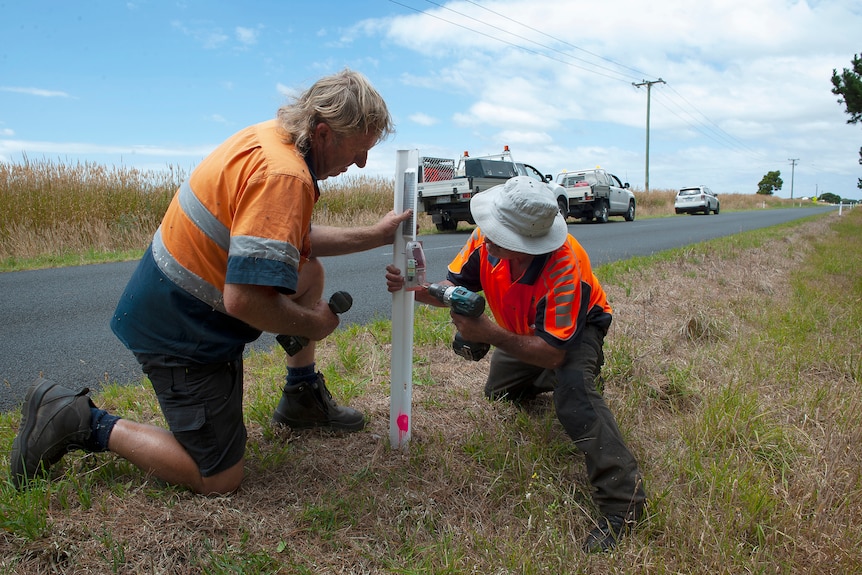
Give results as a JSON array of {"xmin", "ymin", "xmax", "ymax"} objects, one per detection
[{"xmin": 485, "ymin": 324, "xmax": 646, "ymax": 519}]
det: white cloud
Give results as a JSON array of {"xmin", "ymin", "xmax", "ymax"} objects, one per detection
[
  {"xmin": 0, "ymin": 87, "xmax": 71, "ymax": 98},
  {"xmin": 0, "ymin": 139, "xmax": 215, "ymax": 159},
  {"xmin": 2, "ymin": 1, "xmax": 858, "ymax": 199},
  {"xmin": 360, "ymin": 0, "xmax": 862, "ymax": 196},
  {"xmin": 235, "ymin": 26, "xmax": 259, "ymax": 45},
  {"xmin": 171, "ymin": 20, "xmax": 229, "ymax": 50},
  {"xmin": 409, "ymin": 113, "xmax": 438, "ymax": 126},
  {"xmin": 276, "ymin": 83, "xmax": 299, "ymax": 99}
]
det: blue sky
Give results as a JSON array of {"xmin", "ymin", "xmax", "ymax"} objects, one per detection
[{"xmin": 2, "ymin": 0, "xmax": 861, "ymax": 200}]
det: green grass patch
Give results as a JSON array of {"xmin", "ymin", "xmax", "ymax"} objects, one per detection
[{"xmin": 1, "ymin": 178, "xmax": 859, "ymax": 572}]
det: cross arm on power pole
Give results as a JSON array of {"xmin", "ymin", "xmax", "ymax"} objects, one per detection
[{"xmin": 633, "ymin": 78, "xmax": 665, "ymax": 193}]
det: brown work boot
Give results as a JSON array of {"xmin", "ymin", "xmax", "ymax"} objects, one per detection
[
  {"xmin": 9, "ymin": 378, "xmax": 94, "ymax": 489},
  {"xmin": 272, "ymin": 372, "xmax": 365, "ymax": 431}
]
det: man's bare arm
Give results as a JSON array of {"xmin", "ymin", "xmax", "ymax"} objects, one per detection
[{"xmin": 310, "ymin": 210, "xmax": 412, "ymax": 257}]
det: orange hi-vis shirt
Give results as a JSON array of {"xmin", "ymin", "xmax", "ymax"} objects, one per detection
[
  {"xmin": 111, "ymin": 119, "xmax": 318, "ymax": 363},
  {"xmin": 447, "ymin": 228, "xmax": 612, "ymax": 350},
  {"xmin": 157, "ymin": 119, "xmax": 316, "ymax": 307}
]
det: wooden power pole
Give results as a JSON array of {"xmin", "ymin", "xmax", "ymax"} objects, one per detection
[{"xmin": 633, "ymin": 78, "xmax": 665, "ymax": 192}]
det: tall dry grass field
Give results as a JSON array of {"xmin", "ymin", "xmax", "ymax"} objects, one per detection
[
  {"xmin": 1, "ymin": 158, "xmax": 802, "ymax": 270},
  {"xmin": 0, "ymin": 158, "xmax": 182, "ymax": 266}
]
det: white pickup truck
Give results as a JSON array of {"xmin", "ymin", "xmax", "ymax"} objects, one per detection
[
  {"xmin": 417, "ymin": 148, "xmax": 556, "ymax": 231},
  {"xmin": 555, "ymin": 168, "xmax": 637, "ymax": 223}
]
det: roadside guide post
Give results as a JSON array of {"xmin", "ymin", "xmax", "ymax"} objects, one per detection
[{"xmin": 390, "ymin": 149, "xmax": 420, "ymax": 449}]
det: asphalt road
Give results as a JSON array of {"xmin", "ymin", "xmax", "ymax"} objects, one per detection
[{"xmin": 0, "ymin": 206, "xmax": 833, "ymax": 412}]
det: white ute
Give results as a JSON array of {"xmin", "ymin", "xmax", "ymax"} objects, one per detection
[
  {"xmin": 555, "ymin": 168, "xmax": 636, "ymax": 223},
  {"xmin": 417, "ymin": 147, "xmax": 556, "ymax": 231}
]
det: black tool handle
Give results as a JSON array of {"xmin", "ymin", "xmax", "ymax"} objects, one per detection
[
  {"xmin": 327, "ymin": 291, "xmax": 353, "ymax": 314},
  {"xmin": 277, "ymin": 291, "xmax": 352, "ymax": 356}
]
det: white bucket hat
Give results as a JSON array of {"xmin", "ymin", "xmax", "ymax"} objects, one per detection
[{"xmin": 470, "ymin": 176, "xmax": 568, "ymax": 255}]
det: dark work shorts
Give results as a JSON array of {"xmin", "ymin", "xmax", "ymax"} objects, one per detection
[{"xmin": 143, "ymin": 359, "xmax": 247, "ymax": 477}]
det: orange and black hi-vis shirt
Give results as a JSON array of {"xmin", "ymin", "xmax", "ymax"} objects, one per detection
[
  {"xmin": 111, "ymin": 119, "xmax": 318, "ymax": 364},
  {"xmin": 447, "ymin": 228, "xmax": 612, "ymax": 351}
]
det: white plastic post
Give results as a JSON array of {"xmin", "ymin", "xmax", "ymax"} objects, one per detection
[{"xmin": 390, "ymin": 149, "xmax": 419, "ymax": 449}]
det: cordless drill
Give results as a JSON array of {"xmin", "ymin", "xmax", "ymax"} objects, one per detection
[
  {"xmin": 427, "ymin": 283, "xmax": 491, "ymax": 361},
  {"xmin": 276, "ymin": 291, "xmax": 353, "ymax": 356}
]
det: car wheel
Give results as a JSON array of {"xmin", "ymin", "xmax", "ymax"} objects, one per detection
[
  {"xmin": 435, "ymin": 218, "xmax": 458, "ymax": 232},
  {"xmin": 624, "ymin": 201, "xmax": 636, "ymax": 221},
  {"xmin": 714, "ymin": 203, "xmax": 720, "ymax": 215},
  {"xmin": 557, "ymin": 198, "xmax": 569, "ymax": 220},
  {"xmin": 595, "ymin": 201, "xmax": 609, "ymax": 223}
]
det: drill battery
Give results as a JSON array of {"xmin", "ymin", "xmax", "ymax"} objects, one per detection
[
  {"xmin": 428, "ymin": 283, "xmax": 490, "ymax": 361},
  {"xmin": 452, "ymin": 332, "xmax": 490, "ymax": 361}
]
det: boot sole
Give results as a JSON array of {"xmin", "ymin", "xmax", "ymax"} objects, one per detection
[
  {"xmin": 272, "ymin": 413, "xmax": 365, "ymax": 432},
  {"xmin": 10, "ymin": 378, "xmax": 59, "ymax": 485}
]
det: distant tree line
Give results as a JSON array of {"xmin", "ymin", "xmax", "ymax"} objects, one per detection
[{"xmin": 757, "ymin": 53, "xmax": 861, "ymax": 203}]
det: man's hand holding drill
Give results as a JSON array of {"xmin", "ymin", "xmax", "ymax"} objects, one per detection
[
  {"xmin": 384, "ymin": 265, "xmax": 490, "ymax": 360},
  {"xmin": 449, "ymin": 311, "xmax": 489, "ymax": 341}
]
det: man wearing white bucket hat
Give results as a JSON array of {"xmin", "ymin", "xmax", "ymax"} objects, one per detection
[{"xmin": 386, "ymin": 175, "xmax": 646, "ymax": 553}]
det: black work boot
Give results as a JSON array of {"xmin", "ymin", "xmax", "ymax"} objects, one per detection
[
  {"xmin": 582, "ymin": 514, "xmax": 635, "ymax": 553},
  {"xmin": 272, "ymin": 372, "xmax": 365, "ymax": 432},
  {"xmin": 10, "ymin": 378, "xmax": 94, "ymax": 489}
]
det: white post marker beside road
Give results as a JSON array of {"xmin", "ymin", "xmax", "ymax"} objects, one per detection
[{"xmin": 389, "ymin": 149, "xmax": 419, "ymax": 449}]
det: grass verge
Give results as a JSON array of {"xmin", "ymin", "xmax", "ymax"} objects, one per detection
[{"xmin": 1, "ymin": 208, "xmax": 859, "ymax": 573}]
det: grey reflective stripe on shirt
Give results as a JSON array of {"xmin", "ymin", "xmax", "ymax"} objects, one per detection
[
  {"xmin": 178, "ymin": 180, "xmax": 230, "ymax": 251},
  {"xmin": 231, "ymin": 234, "xmax": 301, "ymax": 268},
  {"xmin": 152, "ymin": 227, "xmax": 227, "ymax": 313}
]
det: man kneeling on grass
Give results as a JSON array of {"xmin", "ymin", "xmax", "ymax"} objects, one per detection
[
  {"xmin": 385, "ymin": 176, "xmax": 647, "ymax": 553},
  {"xmin": 9, "ymin": 69, "xmax": 410, "ymax": 496}
]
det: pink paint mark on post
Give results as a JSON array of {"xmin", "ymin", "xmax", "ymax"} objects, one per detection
[
  {"xmin": 396, "ymin": 413, "xmax": 410, "ymax": 445},
  {"xmin": 397, "ymin": 413, "xmax": 409, "ymax": 432}
]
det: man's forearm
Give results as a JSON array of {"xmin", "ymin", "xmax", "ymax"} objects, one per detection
[
  {"xmin": 309, "ymin": 224, "xmax": 385, "ymax": 257},
  {"xmin": 485, "ymin": 326, "xmax": 564, "ymax": 370}
]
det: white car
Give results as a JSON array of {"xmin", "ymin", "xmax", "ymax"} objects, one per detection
[
  {"xmin": 555, "ymin": 168, "xmax": 636, "ymax": 223},
  {"xmin": 675, "ymin": 186, "xmax": 720, "ymax": 215}
]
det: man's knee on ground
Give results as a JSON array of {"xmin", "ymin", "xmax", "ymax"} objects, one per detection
[
  {"xmin": 484, "ymin": 380, "xmax": 510, "ymax": 401},
  {"xmin": 199, "ymin": 459, "xmax": 244, "ymax": 495}
]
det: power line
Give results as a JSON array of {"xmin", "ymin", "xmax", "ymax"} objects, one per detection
[
  {"xmin": 658, "ymin": 84, "xmax": 767, "ymax": 159},
  {"xmin": 387, "ymin": 0, "xmax": 768, "ymax": 169},
  {"xmin": 649, "ymin": 92, "xmax": 768, "ymax": 160},
  {"xmin": 388, "ymin": 0, "xmax": 646, "ymax": 83},
  {"xmin": 456, "ymin": 0, "xmax": 655, "ymax": 80}
]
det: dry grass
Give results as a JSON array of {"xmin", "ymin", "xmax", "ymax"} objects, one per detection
[
  {"xmin": 1, "ymin": 158, "xmax": 858, "ymax": 573},
  {"xmin": 0, "ymin": 157, "xmax": 181, "ymax": 264},
  {"xmin": 1, "ymin": 158, "xmax": 804, "ymax": 269},
  {"xmin": 2, "ymin": 208, "xmax": 860, "ymax": 573}
]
